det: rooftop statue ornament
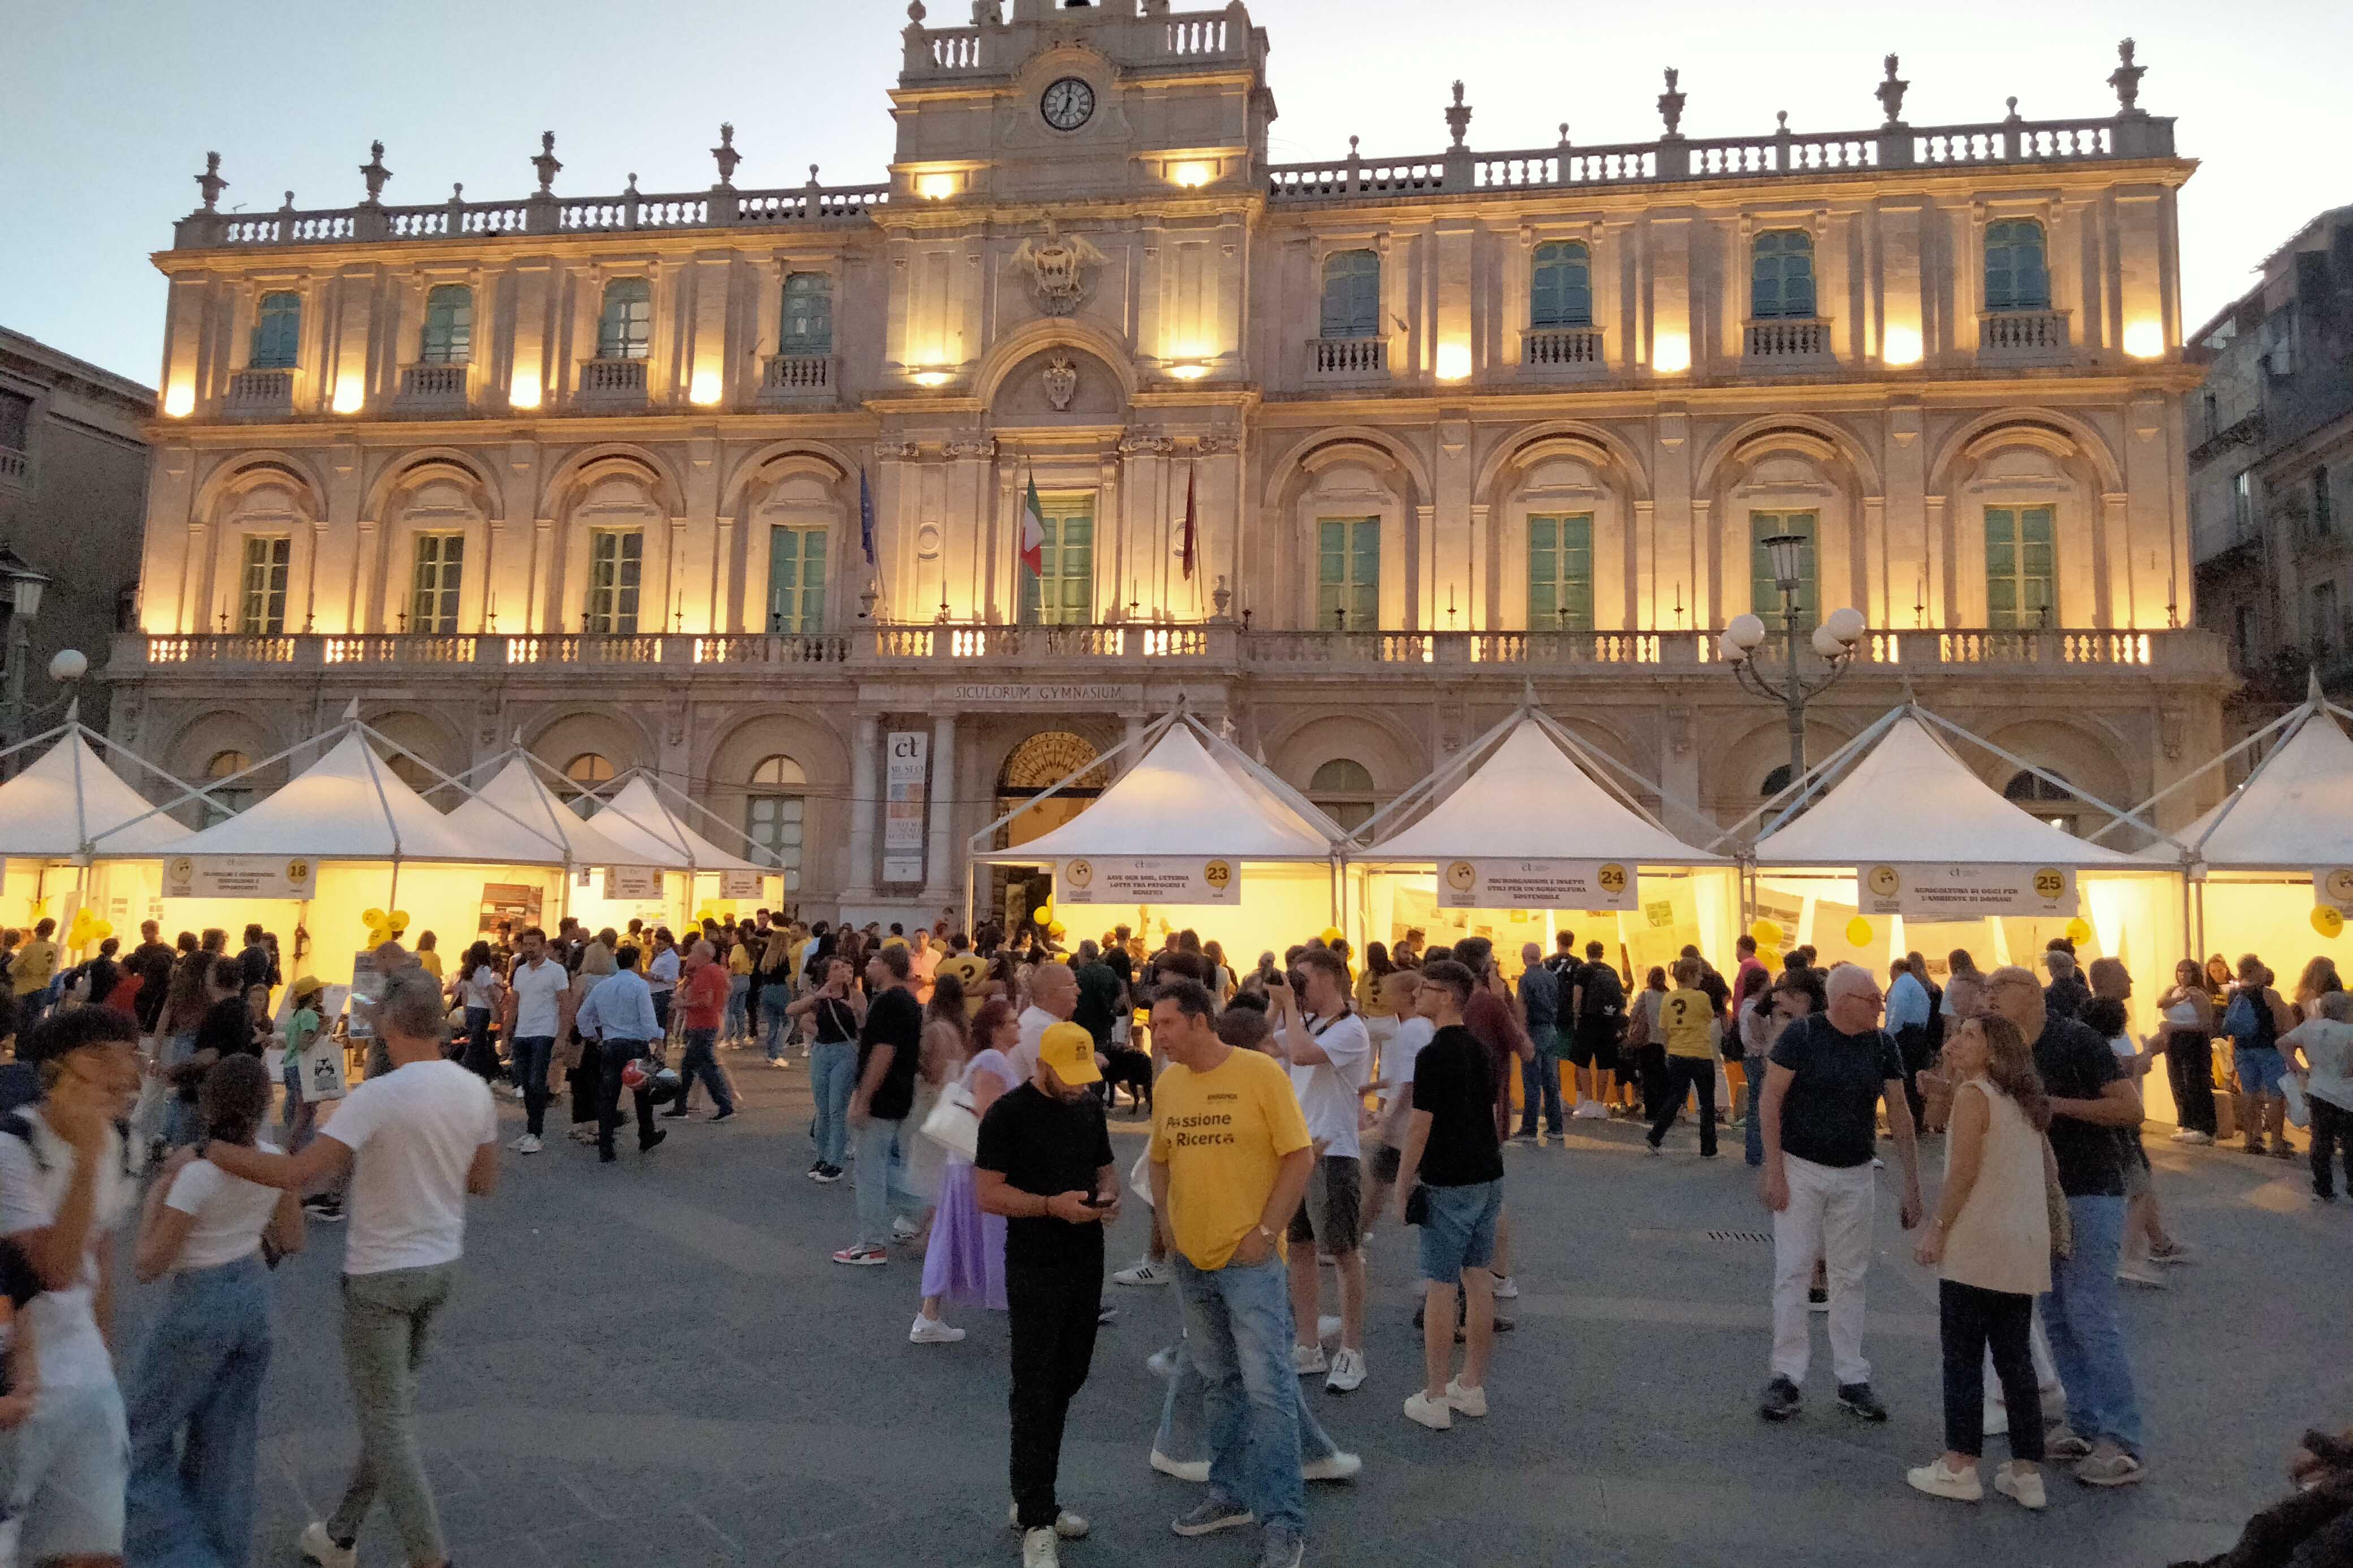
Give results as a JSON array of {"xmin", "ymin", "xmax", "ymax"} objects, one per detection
[
  {"xmin": 907, "ymin": 0, "xmax": 926, "ymax": 20},
  {"xmin": 1657, "ymin": 68, "xmax": 1687, "ymax": 140},
  {"xmin": 531, "ymin": 131, "xmax": 562, "ymax": 195},
  {"xmin": 2109, "ymin": 38, "xmax": 2147, "ymax": 118},
  {"xmin": 1876, "ymin": 54, "xmax": 1909, "ymax": 127},
  {"xmin": 1445, "ymin": 80, "xmax": 1473, "ymax": 149},
  {"xmin": 971, "ymin": 0, "xmax": 1002, "ymax": 21},
  {"xmin": 195, "ymin": 151, "xmax": 227, "ymax": 213},
  {"xmin": 1011, "ymin": 218, "xmax": 1107, "ymax": 317},
  {"xmin": 359, "ymin": 141, "xmax": 392, "ymax": 206},
  {"xmin": 711, "ymin": 122, "xmax": 741, "ymax": 188}
]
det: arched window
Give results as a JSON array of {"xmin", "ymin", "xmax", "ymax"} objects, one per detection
[
  {"xmin": 1309, "ymin": 758, "xmax": 1377, "ymax": 832},
  {"xmin": 419, "ymin": 284, "xmax": 473, "ymax": 364},
  {"xmin": 2003, "ymin": 768, "xmax": 2082, "ymax": 835},
  {"xmin": 1760, "ymin": 763, "xmax": 1794, "ymax": 798},
  {"xmin": 1531, "ymin": 241, "xmax": 1592, "ymax": 328},
  {"xmin": 1320, "ymin": 250, "xmax": 1381, "ymax": 339},
  {"xmin": 563, "ymin": 752, "xmax": 616, "ymax": 819},
  {"xmin": 1750, "ymin": 231, "xmax": 1816, "ymax": 320},
  {"xmin": 1983, "ymin": 219, "xmax": 2050, "ymax": 312},
  {"xmin": 251, "ymin": 291, "xmax": 302, "ymax": 369},
  {"xmin": 204, "ymin": 750, "xmax": 254, "ymax": 825},
  {"xmin": 781, "ymin": 273, "xmax": 834, "ymax": 356},
  {"xmin": 383, "ymin": 753, "xmax": 436, "ymax": 796},
  {"xmin": 745, "ymin": 755, "xmax": 807, "ymax": 892},
  {"xmin": 597, "ymin": 279, "xmax": 653, "ymax": 361}
]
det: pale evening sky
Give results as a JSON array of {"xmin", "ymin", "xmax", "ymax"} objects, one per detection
[{"xmin": 6, "ymin": 0, "xmax": 2346, "ymax": 388}]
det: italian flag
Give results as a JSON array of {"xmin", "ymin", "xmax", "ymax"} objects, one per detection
[{"xmin": 1020, "ymin": 472, "xmax": 1047, "ymax": 577}]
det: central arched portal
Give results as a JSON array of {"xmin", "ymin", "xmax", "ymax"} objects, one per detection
[{"xmin": 987, "ymin": 730, "xmax": 1113, "ymax": 935}]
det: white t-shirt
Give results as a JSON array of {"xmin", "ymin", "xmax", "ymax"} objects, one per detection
[
  {"xmin": 1279, "ymin": 1009, "xmax": 1373, "ymax": 1160},
  {"xmin": 458, "ymin": 966, "xmax": 498, "ymax": 1010},
  {"xmin": 647, "ymin": 948, "xmax": 680, "ymax": 994},
  {"xmin": 1382, "ymin": 1016, "xmax": 1436, "ymax": 1116},
  {"xmin": 1011, "ymin": 1004, "xmax": 1059, "ymax": 1084},
  {"xmin": 0, "ymin": 1110, "xmax": 136, "ymax": 1390},
  {"xmin": 509, "ymin": 957, "xmax": 568, "ymax": 1038},
  {"xmin": 165, "ymin": 1140, "xmax": 285, "ymax": 1271},
  {"xmin": 324, "ymin": 1060, "xmax": 498, "ymax": 1276}
]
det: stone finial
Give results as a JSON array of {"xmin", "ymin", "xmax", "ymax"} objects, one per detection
[
  {"xmin": 195, "ymin": 152, "xmax": 228, "ymax": 212},
  {"xmin": 2003, "ymin": 96, "xmax": 2023, "ymax": 126},
  {"xmin": 907, "ymin": 0, "xmax": 926, "ymax": 20},
  {"xmin": 808, "ymin": 163, "xmax": 823, "ymax": 190},
  {"xmin": 1876, "ymin": 53, "xmax": 1908, "ymax": 127},
  {"xmin": 359, "ymin": 140, "xmax": 392, "ymax": 206},
  {"xmin": 711, "ymin": 122, "xmax": 741, "ymax": 188},
  {"xmin": 1776, "ymin": 110, "xmax": 1789, "ymax": 133},
  {"xmin": 2109, "ymin": 38, "xmax": 2147, "ymax": 117},
  {"xmin": 625, "ymin": 172, "xmax": 640, "ymax": 196},
  {"xmin": 531, "ymin": 131, "xmax": 562, "ymax": 194},
  {"xmin": 971, "ymin": 0, "xmax": 1002, "ymax": 20},
  {"xmin": 1658, "ymin": 68, "xmax": 1687, "ymax": 140},
  {"xmin": 279, "ymin": 191, "xmax": 297, "ymax": 211},
  {"xmin": 1557, "ymin": 122, "xmax": 1570, "ymax": 148},
  {"xmin": 1445, "ymin": 80, "xmax": 1473, "ymax": 149}
]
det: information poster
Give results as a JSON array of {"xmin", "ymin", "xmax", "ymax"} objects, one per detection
[
  {"xmin": 163, "ymin": 854, "xmax": 317, "ymax": 900},
  {"xmin": 344, "ymin": 962, "xmax": 385, "ymax": 1040},
  {"xmin": 884, "ymin": 731, "xmax": 929, "ymax": 885},
  {"xmin": 2317, "ymin": 868, "xmax": 2353, "ymax": 916},
  {"xmin": 1058, "ymin": 856, "xmax": 1236, "ymax": 905},
  {"xmin": 1437, "ymin": 858, "xmax": 1635, "ymax": 910},
  {"xmin": 719, "ymin": 869, "xmax": 766, "ymax": 901},
  {"xmin": 1859, "ymin": 862, "xmax": 2078, "ymax": 918},
  {"xmin": 604, "ymin": 866, "xmax": 661, "ymax": 900},
  {"xmin": 478, "ymin": 882, "xmax": 542, "ymax": 936}
]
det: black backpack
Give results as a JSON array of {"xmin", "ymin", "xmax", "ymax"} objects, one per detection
[{"xmin": 1579, "ymin": 962, "xmax": 1626, "ymax": 1026}]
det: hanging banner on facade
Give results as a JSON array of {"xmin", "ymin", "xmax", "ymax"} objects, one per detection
[
  {"xmin": 883, "ymin": 731, "xmax": 929, "ymax": 885},
  {"xmin": 2313, "ymin": 868, "xmax": 2353, "ymax": 915},
  {"xmin": 1859, "ymin": 862, "xmax": 2079, "ymax": 919},
  {"xmin": 603, "ymin": 865, "xmax": 661, "ymax": 900},
  {"xmin": 719, "ymin": 869, "xmax": 766, "ymax": 901},
  {"xmin": 1058, "ymin": 856, "xmax": 1236, "ymax": 905},
  {"xmin": 163, "ymin": 854, "xmax": 317, "ymax": 901},
  {"xmin": 1437, "ymin": 858, "xmax": 1635, "ymax": 911}
]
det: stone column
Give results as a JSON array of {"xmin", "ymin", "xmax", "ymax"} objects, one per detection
[
  {"xmin": 924, "ymin": 711, "xmax": 958, "ymax": 907},
  {"xmin": 845, "ymin": 710, "xmax": 880, "ymax": 902}
]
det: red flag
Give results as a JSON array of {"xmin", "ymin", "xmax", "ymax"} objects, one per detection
[
  {"xmin": 1179, "ymin": 461, "xmax": 1197, "ymax": 582},
  {"xmin": 1020, "ymin": 471, "xmax": 1046, "ymax": 578}
]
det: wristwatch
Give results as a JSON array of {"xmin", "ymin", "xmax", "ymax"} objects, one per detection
[{"xmin": 1254, "ymin": 1223, "xmax": 1279, "ymax": 1246}]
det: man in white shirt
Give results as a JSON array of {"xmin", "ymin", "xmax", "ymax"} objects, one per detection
[
  {"xmin": 909, "ymin": 931, "xmax": 940, "ymax": 1006},
  {"xmin": 645, "ymin": 929, "xmax": 682, "ymax": 1039},
  {"xmin": 1361, "ymin": 969, "xmax": 1434, "ymax": 1236},
  {"xmin": 501, "ymin": 926, "xmax": 574, "ymax": 1155},
  {"xmin": 1012, "ymin": 962, "xmax": 1079, "ymax": 1083},
  {"xmin": 204, "ymin": 965, "xmax": 498, "ymax": 1568},
  {"xmin": 1269, "ymin": 947, "xmax": 1374, "ymax": 1393},
  {"xmin": 0, "ymin": 1008, "xmax": 144, "ymax": 1566}
]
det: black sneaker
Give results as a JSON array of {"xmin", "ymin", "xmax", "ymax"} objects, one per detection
[
  {"xmin": 660, "ymin": 1109, "xmax": 689, "ymax": 1120},
  {"xmin": 710, "ymin": 1108, "xmax": 736, "ymax": 1124},
  {"xmin": 1808, "ymin": 1285, "xmax": 1829, "ymax": 1311},
  {"xmin": 1760, "ymin": 1375, "xmax": 1802, "ymax": 1422},
  {"xmin": 639, "ymin": 1129, "xmax": 669, "ymax": 1154},
  {"xmin": 813, "ymin": 1164, "xmax": 844, "ymax": 1184},
  {"xmin": 1836, "ymin": 1382, "xmax": 1889, "ymax": 1422}
]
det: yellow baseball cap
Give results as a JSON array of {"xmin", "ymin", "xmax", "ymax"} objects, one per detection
[{"xmin": 1038, "ymin": 1021, "xmax": 1102, "ymax": 1086}]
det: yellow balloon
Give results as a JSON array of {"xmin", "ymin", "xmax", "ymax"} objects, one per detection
[
  {"xmin": 92, "ymin": 920, "xmax": 113, "ymax": 943},
  {"xmin": 1845, "ymin": 916, "xmax": 1874, "ymax": 947},
  {"xmin": 2314, "ymin": 906, "xmax": 2345, "ymax": 940},
  {"xmin": 1046, "ymin": 922, "xmax": 1067, "ymax": 940},
  {"xmin": 1320, "ymin": 927, "xmax": 1346, "ymax": 947},
  {"xmin": 2064, "ymin": 917, "xmax": 2093, "ymax": 946},
  {"xmin": 1749, "ymin": 919, "xmax": 1783, "ymax": 948},
  {"xmin": 362, "ymin": 908, "xmax": 387, "ymax": 929},
  {"xmin": 387, "ymin": 911, "xmax": 411, "ymax": 934}
]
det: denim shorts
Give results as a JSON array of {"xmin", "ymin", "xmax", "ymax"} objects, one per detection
[
  {"xmin": 2236, "ymin": 1045, "xmax": 2289, "ymax": 1099},
  {"xmin": 1414, "ymin": 1180, "xmax": 1502, "ymax": 1284}
]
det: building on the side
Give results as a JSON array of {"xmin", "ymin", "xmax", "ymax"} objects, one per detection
[
  {"xmin": 111, "ymin": 0, "xmax": 2230, "ymax": 926},
  {"xmin": 1, "ymin": 328, "xmax": 153, "ymax": 749},
  {"xmin": 2187, "ymin": 202, "xmax": 2353, "ymax": 717}
]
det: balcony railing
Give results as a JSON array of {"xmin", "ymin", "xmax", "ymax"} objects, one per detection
[
  {"xmin": 1979, "ymin": 309, "xmax": 2071, "ymax": 361},
  {"xmin": 759, "ymin": 353, "xmax": 834, "ymax": 402},
  {"xmin": 575, "ymin": 358, "xmax": 649, "ymax": 405},
  {"xmin": 395, "ymin": 362, "xmax": 471, "ymax": 412},
  {"xmin": 1744, "ymin": 319, "xmax": 1831, "ymax": 361},
  {"xmin": 223, "ymin": 368, "xmax": 295, "ymax": 418},
  {"xmin": 116, "ymin": 625, "xmax": 2229, "ymax": 680},
  {"xmin": 1308, "ymin": 337, "xmax": 1386, "ymax": 379},
  {"xmin": 1523, "ymin": 327, "xmax": 1606, "ymax": 372},
  {"xmin": 0, "ymin": 450, "xmax": 29, "ymax": 487}
]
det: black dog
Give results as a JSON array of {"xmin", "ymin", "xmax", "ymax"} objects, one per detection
[{"xmin": 1100, "ymin": 1047, "xmax": 1154, "ymax": 1115}]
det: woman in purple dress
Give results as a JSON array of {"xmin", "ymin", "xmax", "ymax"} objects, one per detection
[{"xmin": 911, "ymin": 996, "xmax": 1019, "ymax": 1344}]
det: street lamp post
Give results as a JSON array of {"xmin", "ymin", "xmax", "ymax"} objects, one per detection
[
  {"xmin": 1720, "ymin": 533, "xmax": 1867, "ymax": 788},
  {"xmin": 0, "ymin": 542, "xmax": 52, "ymax": 767}
]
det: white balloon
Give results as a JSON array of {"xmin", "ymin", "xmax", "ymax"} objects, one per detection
[
  {"xmin": 1823, "ymin": 606, "xmax": 1868, "ymax": 644},
  {"xmin": 47, "ymin": 648, "xmax": 88, "ymax": 683},
  {"xmin": 1726, "ymin": 613, "xmax": 1769, "ymax": 652}
]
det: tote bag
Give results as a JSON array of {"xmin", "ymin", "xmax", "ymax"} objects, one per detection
[{"xmin": 919, "ymin": 1080, "xmax": 980, "ymax": 1162}]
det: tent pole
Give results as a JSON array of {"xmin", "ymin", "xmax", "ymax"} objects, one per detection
[
  {"xmin": 1712, "ymin": 707, "xmax": 1902, "ymax": 853},
  {"xmin": 1912, "ymin": 706, "xmax": 2176, "ymax": 849},
  {"xmin": 2086, "ymin": 702, "xmax": 2305, "ymax": 845},
  {"xmin": 967, "ymin": 711, "xmax": 1181, "ymax": 857}
]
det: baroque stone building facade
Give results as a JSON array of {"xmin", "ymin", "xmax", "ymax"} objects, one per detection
[{"xmin": 112, "ymin": 0, "xmax": 2229, "ymax": 923}]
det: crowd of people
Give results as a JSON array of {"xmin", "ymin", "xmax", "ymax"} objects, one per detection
[{"xmin": 0, "ymin": 897, "xmax": 2346, "ymax": 1567}]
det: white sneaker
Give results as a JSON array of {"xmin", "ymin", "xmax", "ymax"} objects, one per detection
[
  {"xmin": 1290, "ymin": 1342, "xmax": 1327, "ymax": 1375},
  {"xmin": 508, "ymin": 1084, "xmax": 526, "ymax": 1100},
  {"xmin": 1316, "ymin": 1314, "xmax": 1342, "ymax": 1345},
  {"xmin": 299, "ymin": 1522, "xmax": 358, "ymax": 1568},
  {"xmin": 1007, "ymin": 1504, "xmax": 1088, "ymax": 1539},
  {"xmin": 1022, "ymin": 1526, "xmax": 1059, "ymax": 1568},
  {"xmin": 1572, "ymin": 1102, "xmax": 1605, "ymax": 1120},
  {"xmin": 1147, "ymin": 1346, "xmax": 1180, "ymax": 1380},
  {"xmin": 1113, "ymin": 1260, "xmax": 1170, "ymax": 1287},
  {"xmin": 1906, "ymin": 1458, "xmax": 1984, "ymax": 1502},
  {"xmin": 1325, "ymin": 1347, "xmax": 1367, "ymax": 1392},
  {"xmin": 1993, "ymin": 1467, "xmax": 2048, "ymax": 1510},
  {"xmin": 1150, "ymin": 1449, "xmax": 1211, "ymax": 1483},
  {"xmin": 893, "ymin": 1216, "xmax": 921, "ymax": 1241},
  {"xmin": 910, "ymin": 1314, "xmax": 966, "ymax": 1344},
  {"xmin": 2173, "ymin": 1129, "xmax": 2212, "ymax": 1146},
  {"xmin": 1443, "ymin": 1377, "xmax": 1488, "ymax": 1418},
  {"xmin": 1403, "ymin": 1390, "xmax": 1453, "ymax": 1430},
  {"xmin": 1489, "ymin": 1273, "xmax": 1519, "ymax": 1300},
  {"xmin": 2115, "ymin": 1261, "xmax": 2167, "ymax": 1289},
  {"xmin": 514, "ymin": 1134, "xmax": 542, "ymax": 1155},
  {"xmin": 1302, "ymin": 1450, "xmax": 1363, "ymax": 1482}
]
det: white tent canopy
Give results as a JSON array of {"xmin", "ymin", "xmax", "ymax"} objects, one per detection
[
  {"xmin": 441, "ymin": 754, "xmax": 637, "ymax": 869},
  {"xmin": 976, "ymin": 718, "xmax": 1344, "ymax": 863},
  {"xmin": 0, "ymin": 729, "xmax": 193, "ymax": 859},
  {"xmin": 2157, "ymin": 703, "xmax": 2353, "ymax": 872},
  {"xmin": 1752, "ymin": 710, "xmax": 2139, "ymax": 867},
  {"xmin": 1359, "ymin": 713, "xmax": 1721, "ymax": 864},
  {"xmin": 590, "ymin": 776, "xmax": 770, "ymax": 874},
  {"xmin": 146, "ymin": 730, "xmax": 481, "ymax": 863}
]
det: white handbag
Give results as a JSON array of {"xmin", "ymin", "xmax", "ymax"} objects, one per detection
[{"xmin": 919, "ymin": 1080, "xmax": 981, "ymax": 1161}]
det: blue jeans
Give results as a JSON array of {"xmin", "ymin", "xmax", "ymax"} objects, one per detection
[
  {"xmin": 511, "ymin": 1035, "xmax": 556, "ymax": 1137},
  {"xmin": 1745, "ymin": 1059, "xmax": 1766, "ymax": 1167},
  {"xmin": 811, "ymin": 1041, "xmax": 857, "ymax": 1167},
  {"xmin": 2041, "ymin": 1195, "xmax": 2143, "ymax": 1456},
  {"xmin": 1518, "ymin": 1035, "xmax": 1564, "ymax": 1135},
  {"xmin": 1173, "ymin": 1254, "xmax": 1305, "ymax": 1537},
  {"xmin": 675, "ymin": 1027, "xmax": 734, "ymax": 1116},
  {"xmin": 724, "ymin": 975, "xmax": 751, "ymax": 1042},
  {"xmin": 760, "ymin": 984, "xmax": 795, "ymax": 1060},
  {"xmin": 1155, "ymin": 1334, "xmax": 1342, "ymax": 1468},
  {"xmin": 852, "ymin": 1116, "xmax": 926, "ymax": 1249},
  {"xmin": 125, "ymin": 1255, "xmax": 272, "ymax": 1568}
]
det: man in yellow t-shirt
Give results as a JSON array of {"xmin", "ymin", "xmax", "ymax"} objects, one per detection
[
  {"xmin": 11, "ymin": 918, "xmax": 58, "ymax": 1008},
  {"xmin": 1147, "ymin": 977, "xmax": 1313, "ymax": 1563},
  {"xmin": 1647, "ymin": 956, "xmax": 1722, "ymax": 1158}
]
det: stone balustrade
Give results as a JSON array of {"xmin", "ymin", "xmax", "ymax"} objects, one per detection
[
  {"xmin": 1308, "ymin": 337, "xmax": 1386, "ymax": 378},
  {"xmin": 1979, "ymin": 308, "xmax": 2071, "ymax": 359},
  {"xmin": 1744, "ymin": 319, "xmax": 1831, "ymax": 360},
  {"xmin": 395, "ymin": 363, "xmax": 470, "ymax": 410},
  {"xmin": 1523, "ymin": 327, "xmax": 1606, "ymax": 371},
  {"xmin": 222, "ymin": 368, "xmax": 294, "ymax": 417},
  {"xmin": 759, "ymin": 353, "xmax": 834, "ymax": 401}
]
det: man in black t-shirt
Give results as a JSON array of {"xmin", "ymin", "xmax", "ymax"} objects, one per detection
[
  {"xmin": 170, "ymin": 955, "xmax": 262, "ymax": 1142},
  {"xmin": 1986, "ymin": 965, "xmax": 2149, "ymax": 1487},
  {"xmin": 833, "ymin": 945, "xmax": 928, "ymax": 1267},
  {"xmin": 976, "ymin": 1020, "xmax": 1116, "ymax": 1565},
  {"xmin": 1756, "ymin": 962, "xmax": 1921, "ymax": 1425},
  {"xmin": 124, "ymin": 923, "xmax": 178, "ymax": 1036}
]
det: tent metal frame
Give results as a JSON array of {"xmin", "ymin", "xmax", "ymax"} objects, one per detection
[
  {"xmin": 0, "ymin": 699, "xmax": 209, "ymax": 863},
  {"xmin": 591, "ymin": 763, "xmax": 786, "ymax": 874}
]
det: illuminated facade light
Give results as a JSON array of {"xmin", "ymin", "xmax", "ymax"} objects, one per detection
[
  {"xmin": 1168, "ymin": 362, "xmax": 1210, "ymax": 381},
  {"xmin": 2122, "ymin": 320, "xmax": 2166, "ymax": 360},
  {"xmin": 1169, "ymin": 161, "xmax": 1214, "ymax": 188},
  {"xmin": 916, "ymin": 172, "xmax": 958, "ymax": 200},
  {"xmin": 509, "ymin": 372, "xmax": 542, "ymax": 409},
  {"xmin": 1652, "ymin": 333, "xmax": 1691, "ymax": 374},
  {"xmin": 162, "ymin": 385, "xmax": 195, "ymax": 417},
  {"xmin": 1882, "ymin": 326, "xmax": 1923, "ymax": 366},
  {"xmin": 330, "ymin": 381, "xmax": 365, "ymax": 414},
  {"xmin": 688, "ymin": 369, "xmax": 724, "ymax": 405},
  {"xmin": 911, "ymin": 368, "xmax": 953, "ymax": 387},
  {"xmin": 1434, "ymin": 343, "xmax": 1473, "ymax": 382}
]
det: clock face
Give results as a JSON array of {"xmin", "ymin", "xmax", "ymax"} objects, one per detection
[{"xmin": 1041, "ymin": 77, "xmax": 1096, "ymax": 132}]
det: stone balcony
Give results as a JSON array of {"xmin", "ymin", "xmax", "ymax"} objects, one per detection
[
  {"xmin": 395, "ymin": 362, "xmax": 471, "ymax": 414},
  {"xmin": 222, "ymin": 368, "xmax": 295, "ymax": 420},
  {"xmin": 758, "ymin": 353, "xmax": 835, "ymax": 405},
  {"xmin": 1744, "ymin": 319, "xmax": 1833, "ymax": 364},
  {"xmin": 111, "ymin": 625, "xmax": 2231, "ymax": 686},
  {"xmin": 1979, "ymin": 308, "xmax": 2072, "ymax": 364},
  {"xmin": 1522, "ymin": 327, "xmax": 1607, "ymax": 376},
  {"xmin": 1307, "ymin": 337, "xmax": 1386, "ymax": 384},
  {"xmin": 574, "ymin": 357, "xmax": 649, "ymax": 409}
]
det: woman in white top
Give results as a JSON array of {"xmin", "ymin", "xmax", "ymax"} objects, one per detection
[
  {"xmin": 123, "ymin": 1053, "xmax": 305, "ymax": 1565},
  {"xmin": 450, "ymin": 939, "xmax": 506, "ymax": 1082},
  {"xmin": 2282, "ymin": 988, "xmax": 2353, "ymax": 1203},
  {"xmin": 1907, "ymin": 1013, "xmax": 2056, "ymax": 1511}
]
